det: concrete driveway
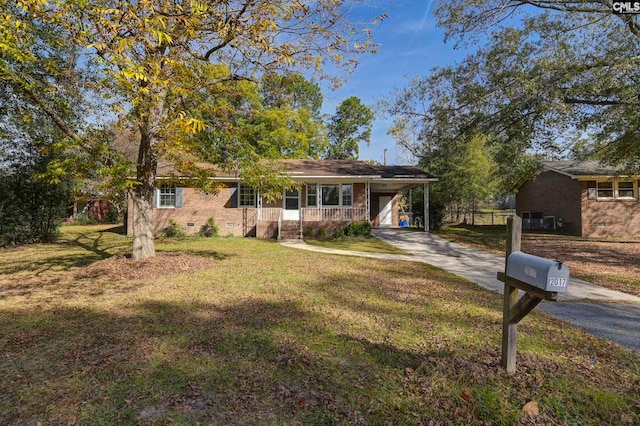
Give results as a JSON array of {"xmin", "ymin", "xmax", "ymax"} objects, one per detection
[{"xmin": 280, "ymin": 228, "xmax": 640, "ymax": 354}]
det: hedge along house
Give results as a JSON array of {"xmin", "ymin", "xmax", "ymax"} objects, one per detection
[
  {"xmin": 516, "ymin": 160, "xmax": 640, "ymax": 238},
  {"xmin": 126, "ymin": 160, "xmax": 437, "ymax": 239}
]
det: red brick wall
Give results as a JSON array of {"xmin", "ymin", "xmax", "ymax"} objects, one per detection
[
  {"xmin": 353, "ymin": 183, "xmax": 366, "ymax": 207},
  {"xmin": 517, "ymin": 172, "xmax": 640, "ymax": 238},
  {"xmin": 127, "ymin": 182, "xmax": 377, "ymax": 238},
  {"xmin": 127, "ymin": 184, "xmax": 258, "ymax": 237},
  {"xmin": 516, "ymin": 171, "xmax": 582, "ymax": 235},
  {"xmin": 581, "ymin": 189, "xmax": 640, "ymax": 238}
]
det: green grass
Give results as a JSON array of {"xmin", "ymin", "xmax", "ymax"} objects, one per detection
[
  {"xmin": 0, "ymin": 224, "xmax": 638, "ymax": 425},
  {"xmin": 435, "ymin": 224, "xmax": 507, "ymax": 253},
  {"xmin": 304, "ymin": 236, "xmax": 410, "ymax": 255}
]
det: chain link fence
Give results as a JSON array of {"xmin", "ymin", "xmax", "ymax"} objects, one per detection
[{"xmin": 444, "ymin": 209, "xmax": 516, "ymax": 226}]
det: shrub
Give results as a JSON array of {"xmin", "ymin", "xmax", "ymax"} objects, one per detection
[
  {"xmin": 163, "ymin": 220, "xmax": 186, "ymax": 238},
  {"xmin": 0, "ymin": 166, "xmax": 69, "ymax": 247},
  {"xmin": 199, "ymin": 217, "xmax": 219, "ymax": 237},
  {"xmin": 317, "ymin": 227, "xmax": 329, "ymax": 240},
  {"xmin": 429, "ymin": 199, "xmax": 445, "ymax": 231},
  {"xmin": 73, "ymin": 212, "xmax": 98, "ymax": 225},
  {"xmin": 106, "ymin": 206, "xmax": 121, "ymax": 224},
  {"xmin": 303, "ymin": 226, "xmax": 314, "ymax": 238},
  {"xmin": 344, "ymin": 221, "xmax": 371, "ymax": 237},
  {"xmin": 333, "ymin": 227, "xmax": 345, "ymax": 239}
]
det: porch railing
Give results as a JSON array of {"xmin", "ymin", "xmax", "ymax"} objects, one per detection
[
  {"xmin": 259, "ymin": 207, "xmax": 367, "ymax": 223},
  {"xmin": 259, "ymin": 208, "xmax": 281, "ymax": 222},
  {"xmin": 301, "ymin": 207, "xmax": 367, "ymax": 222}
]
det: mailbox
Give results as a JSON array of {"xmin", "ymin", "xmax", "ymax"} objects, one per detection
[{"xmin": 506, "ymin": 251, "xmax": 569, "ymax": 292}]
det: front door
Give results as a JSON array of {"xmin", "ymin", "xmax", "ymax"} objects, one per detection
[
  {"xmin": 379, "ymin": 196, "xmax": 393, "ymax": 227},
  {"xmin": 283, "ymin": 189, "xmax": 300, "ymax": 221}
]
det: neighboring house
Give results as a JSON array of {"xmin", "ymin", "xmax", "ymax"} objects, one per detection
[
  {"xmin": 126, "ymin": 160, "xmax": 437, "ymax": 239},
  {"xmin": 516, "ymin": 160, "xmax": 640, "ymax": 238}
]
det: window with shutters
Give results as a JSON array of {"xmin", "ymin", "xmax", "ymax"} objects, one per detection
[
  {"xmin": 239, "ymin": 184, "xmax": 256, "ymax": 207},
  {"xmin": 159, "ymin": 185, "xmax": 176, "ymax": 207}
]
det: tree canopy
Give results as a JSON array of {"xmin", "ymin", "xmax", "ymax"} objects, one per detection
[
  {"xmin": 324, "ymin": 96, "xmax": 374, "ymax": 160},
  {"xmin": 383, "ymin": 0, "xmax": 640, "ymax": 213},
  {"xmin": 3, "ymin": 0, "xmax": 381, "ymax": 258},
  {"xmin": 239, "ymin": 72, "xmax": 328, "ymax": 159},
  {"xmin": 433, "ymin": 0, "xmax": 640, "ymax": 169}
]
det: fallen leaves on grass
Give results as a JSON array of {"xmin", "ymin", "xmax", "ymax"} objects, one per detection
[
  {"xmin": 523, "ymin": 236, "xmax": 640, "ymax": 297},
  {"xmin": 522, "ymin": 400, "xmax": 539, "ymax": 416},
  {"xmin": 75, "ymin": 253, "xmax": 219, "ymax": 281}
]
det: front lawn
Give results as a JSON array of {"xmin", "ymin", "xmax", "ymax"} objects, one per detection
[
  {"xmin": 0, "ymin": 225, "xmax": 638, "ymax": 425},
  {"xmin": 436, "ymin": 224, "xmax": 640, "ymax": 297},
  {"xmin": 304, "ymin": 236, "xmax": 410, "ymax": 255}
]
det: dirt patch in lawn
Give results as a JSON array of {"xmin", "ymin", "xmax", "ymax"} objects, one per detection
[
  {"xmin": 522, "ymin": 235, "xmax": 640, "ymax": 297},
  {"xmin": 75, "ymin": 252, "xmax": 219, "ymax": 281}
]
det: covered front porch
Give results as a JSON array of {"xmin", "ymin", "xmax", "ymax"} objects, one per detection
[{"xmin": 254, "ymin": 180, "xmax": 433, "ymax": 240}]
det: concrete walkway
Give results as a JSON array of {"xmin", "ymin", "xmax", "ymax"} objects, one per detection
[{"xmin": 279, "ymin": 228, "xmax": 640, "ymax": 354}]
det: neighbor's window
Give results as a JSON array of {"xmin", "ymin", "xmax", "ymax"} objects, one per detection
[
  {"xmin": 322, "ymin": 184, "xmax": 340, "ymax": 206},
  {"xmin": 239, "ymin": 184, "xmax": 256, "ymax": 207},
  {"xmin": 307, "ymin": 184, "xmax": 317, "ymax": 207},
  {"xmin": 159, "ymin": 185, "xmax": 176, "ymax": 207},
  {"xmin": 596, "ymin": 181, "xmax": 613, "ymax": 198},
  {"xmin": 618, "ymin": 181, "xmax": 635, "ymax": 198},
  {"xmin": 341, "ymin": 184, "xmax": 352, "ymax": 207}
]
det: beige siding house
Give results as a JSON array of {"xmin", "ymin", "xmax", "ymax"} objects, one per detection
[{"xmin": 127, "ymin": 160, "xmax": 436, "ymax": 239}]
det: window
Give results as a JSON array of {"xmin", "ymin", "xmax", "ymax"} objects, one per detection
[
  {"xmin": 307, "ymin": 184, "xmax": 317, "ymax": 207},
  {"xmin": 596, "ymin": 181, "xmax": 613, "ymax": 199},
  {"xmin": 322, "ymin": 184, "xmax": 340, "ymax": 206},
  {"xmin": 159, "ymin": 185, "xmax": 176, "ymax": 207},
  {"xmin": 341, "ymin": 184, "xmax": 352, "ymax": 206},
  {"xmin": 239, "ymin": 184, "xmax": 256, "ymax": 207},
  {"xmin": 618, "ymin": 181, "xmax": 635, "ymax": 198},
  {"xmin": 319, "ymin": 184, "xmax": 353, "ymax": 207}
]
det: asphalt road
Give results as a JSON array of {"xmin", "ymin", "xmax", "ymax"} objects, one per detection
[{"xmin": 540, "ymin": 302, "xmax": 640, "ymax": 354}]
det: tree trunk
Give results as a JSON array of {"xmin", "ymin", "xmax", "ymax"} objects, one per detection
[
  {"xmin": 131, "ymin": 186, "xmax": 155, "ymax": 259},
  {"xmin": 131, "ymin": 79, "xmax": 167, "ymax": 260}
]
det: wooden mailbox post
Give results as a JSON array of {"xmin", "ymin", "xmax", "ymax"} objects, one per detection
[{"xmin": 498, "ymin": 216, "xmax": 569, "ymax": 373}]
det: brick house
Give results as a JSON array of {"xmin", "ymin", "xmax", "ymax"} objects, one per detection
[
  {"xmin": 516, "ymin": 160, "xmax": 640, "ymax": 238},
  {"xmin": 126, "ymin": 160, "xmax": 436, "ymax": 239}
]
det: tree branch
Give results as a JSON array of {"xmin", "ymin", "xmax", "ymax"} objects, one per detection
[
  {"xmin": 1, "ymin": 67, "xmax": 82, "ymax": 141},
  {"xmin": 563, "ymin": 97, "xmax": 628, "ymax": 106}
]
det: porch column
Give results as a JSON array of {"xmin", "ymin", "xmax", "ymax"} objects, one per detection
[
  {"xmin": 366, "ymin": 182, "xmax": 371, "ymax": 221},
  {"xmin": 257, "ymin": 191, "xmax": 262, "ymax": 221},
  {"xmin": 423, "ymin": 183, "xmax": 429, "ymax": 232}
]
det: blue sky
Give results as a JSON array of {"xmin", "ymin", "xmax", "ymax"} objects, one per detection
[{"xmin": 320, "ymin": 1, "xmax": 471, "ymax": 165}]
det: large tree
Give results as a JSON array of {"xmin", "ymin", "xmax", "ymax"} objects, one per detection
[
  {"xmin": 324, "ymin": 96, "xmax": 374, "ymax": 160},
  {"xmin": 430, "ymin": 0, "xmax": 640, "ymax": 169},
  {"xmin": 240, "ymin": 72, "xmax": 328, "ymax": 159},
  {"xmin": 5, "ymin": 0, "xmax": 381, "ymax": 259}
]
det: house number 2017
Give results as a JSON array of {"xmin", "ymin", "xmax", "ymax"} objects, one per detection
[{"xmin": 549, "ymin": 278, "xmax": 567, "ymax": 287}]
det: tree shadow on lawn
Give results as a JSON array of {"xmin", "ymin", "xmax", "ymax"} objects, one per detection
[
  {"xmin": 0, "ymin": 297, "xmax": 456, "ymax": 425},
  {"xmin": 0, "ymin": 232, "xmax": 120, "ymax": 278},
  {"xmin": 98, "ymin": 225, "xmax": 126, "ymax": 235},
  {"xmin": 0, "ymin": 299, "xmax": 480, "ymax": 424},
  {"xmin": 1, "ymin": 290, "xmax": 636, "ymax": 424}
]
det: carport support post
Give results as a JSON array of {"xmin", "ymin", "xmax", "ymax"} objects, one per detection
[
  {"xmin": 502, "ymin": 215, "xmax": 521, "ymax": 373},
  {"xmin": 423, "ymin": 183, "xmax": 429, "ymax": 232}
]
